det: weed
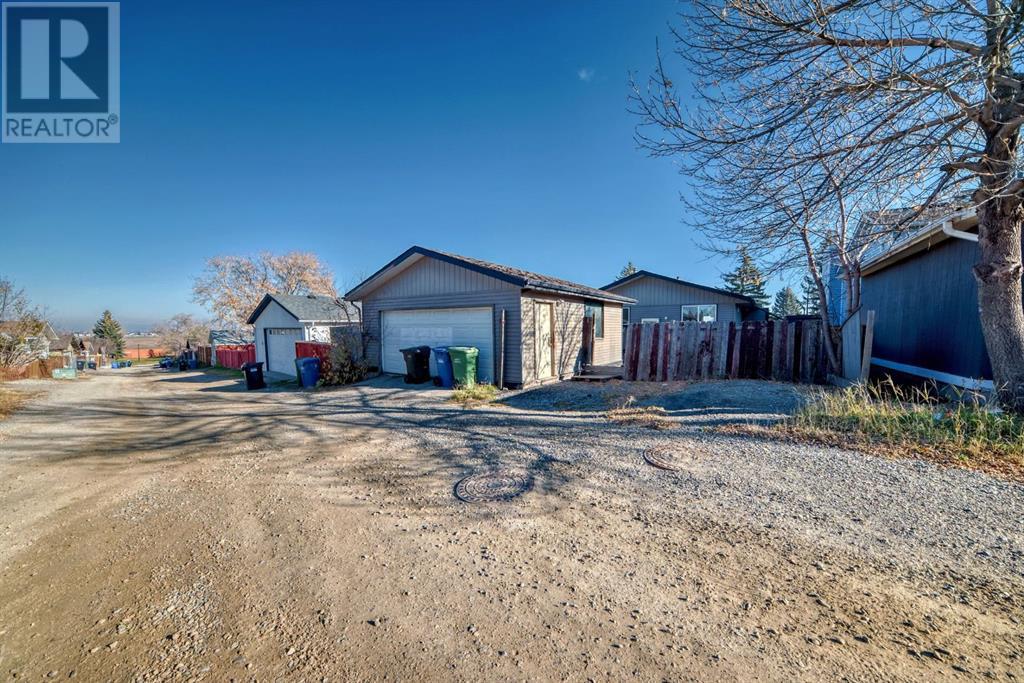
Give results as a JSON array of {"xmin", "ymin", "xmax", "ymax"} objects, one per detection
[
  {"xmin": 606, "ymin": 395, "xmax": 674, "ymax": 430},
  {"xmin": 451, "ymin": 383, "xmax": 499, "ymax": 406},
  {"xmin": 741, "ymin": 378, "xmax": 1024, "ymax": 480},
  {"xmin": 0, "ymin": 386, "xmax": 32, "ymax": 420}
]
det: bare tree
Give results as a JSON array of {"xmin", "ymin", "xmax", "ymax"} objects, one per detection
[
  {"xmin": 632, "ymin": 1, "xmax": 1024, "ymax": 410},
  {"xmin": 155, "ymin": 314, "xmax": 211, "ymax": 356},
  {"xmin": 0, "ymin": 278, "xmax": 45, "ymax": 369},
  {"xmin": 192, "ymin": 252, "xmax": 338, "ymax": 330}
]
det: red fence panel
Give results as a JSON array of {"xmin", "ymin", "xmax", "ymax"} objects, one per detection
[
  {"xmin": 295, "ymin": 341, "xmax": 331, "ymax": 363},
  {"xmin": 215, "ymin": 344, "xmax": 255, "ymax": 369}
]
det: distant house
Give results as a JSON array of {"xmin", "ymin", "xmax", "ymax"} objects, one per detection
[
  {"xmin": 858, "ymin": 206, "xmax": 996, "ymax": 390},
  {"xmin": 345, "ymin": 246, "xmax": 635, "ymax": 388},
  {"xmin": 0, "ymin": 320, "xmax": 59, "ymax": 360},
  {"xmin": 600, "ymin": 270, "xmax": 768, "ymax": 326},
  {"xmin": 208, "ymin": 329, "xmax": 254, "ymax": 366},
  {"xmin": 246, "ymin": 293, "xmax": 361, "ymax": 376}
]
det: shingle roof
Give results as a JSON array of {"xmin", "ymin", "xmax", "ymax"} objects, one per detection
[
  {"xmin": 245, "ymin": 293, "xmax": 361, "ymax": 325},
  {"xmin": 208, "ymin": 329, "xmax": 254, "ymax": 346},
  {"xmin": 346, "ymin": 246, "xmax": 636, "ymax": 304},
  {"xmin": 601, "ymin": 270, "xmax": 758, "ymax": 305}
]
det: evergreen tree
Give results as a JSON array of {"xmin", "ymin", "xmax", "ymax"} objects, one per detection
[
  {"xmin": 618, "ymin": 261, "xmax": 638, "ymax": 279},
  {"xmin": 92, "ymin": 310, "xmax": 125, "ymax": 356},
  {"xmin": 801, "ymin": 275, "xmax": 821, "ymax": 315},
  {"xmin": 771, "ymin": 287, "xmax": 803, "ymax": 319},
  {"xmin": 722, "ymin": 248, "xmax": 769, "ymax": 308}
]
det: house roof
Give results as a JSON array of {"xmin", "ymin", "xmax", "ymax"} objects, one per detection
[
  {"xmin": 245, "ymin": 293, "xmax": 362, "ymax": 325},
  {"xmin": 861, "ymin": 206, "xmax": 978, "ymax": 275},
  {"xmin": 601, "ymin": 270, "xmax": 758, "ymax": 306},
  {"xmin": 345, "ymin": 246, "xmax": 636, "ymax": 304},
  {"xmin": 208, "ymin": 329, "xmax": 254, "ymax": 346},
  {"xmin": 0, "ymin": 320, "xmax": 58, "ymax": 339},
  {"xmin": 51, "ymin": 333, "xmax": 75, "ymax": 351}
]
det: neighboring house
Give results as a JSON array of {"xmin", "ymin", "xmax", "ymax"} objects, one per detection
[
  {"xmin": 246, "ymin": 294, "xmax": 361, "ymax": 376},
  {"xmin": 858, "ymin": 206, "xmax": 997, "ymax": 390},
  {"xmin": 600, "ymin": 270, "xmax": 768, "ymax": 326},
  {"xmin": 208, "ymin": 329, "xmax": 254, "ymax": 366},
  {"xmin": 50, "ymin": 333, "xmax": 75, "ymax": 355},
  {"xmin": 345, "ymin": 246, "xmax": 635, "ymax": 388},
  {"xmin": 0, "ymin": 320, "xmax": 59, "ymax": 360}
]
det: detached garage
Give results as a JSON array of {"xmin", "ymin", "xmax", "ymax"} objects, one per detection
[
  {"xmin": 246, "ymin": 293, "xmax": 361, "ymax": 377},
  {"xmin": 346, "ymin": 246, "xmax": 634, "ymax": 388}
]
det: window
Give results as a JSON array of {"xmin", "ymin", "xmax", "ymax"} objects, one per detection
[
  {"xmin": 622, "ymin": 307, "xmax": 630, "ymax": 324},
  {"xmin": 681, "ymin": 304, "xmax": 717, "ymax": 323},
  {"xmin": 584, "ymin": 301, "xmax": 604, "ymax": 338}
]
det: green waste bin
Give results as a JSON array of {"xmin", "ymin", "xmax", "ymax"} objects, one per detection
[{"xmin": 447, "ymin": 346, "xmax": 479, "ymax": 387}]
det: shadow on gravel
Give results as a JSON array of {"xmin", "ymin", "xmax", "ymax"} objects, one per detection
[{"xmin": 4, "ymin": 369, "xmax": 805, "ymax": 520}]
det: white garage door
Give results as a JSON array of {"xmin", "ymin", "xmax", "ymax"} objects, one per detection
[
  {"xmin": 265, "ymin": 327, "xmax": 302, "ymax": 375},
  {"xmin": 382, "ymin": 308, "xmax": 494, "ymax": 383}
]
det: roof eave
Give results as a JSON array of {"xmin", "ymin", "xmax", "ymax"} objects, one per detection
[
  {"xmin": 602, "ymin": 270, "xmax": 755, "ymax": 305},
  {"xmin": 525, "ymin": 283, "xmax": 635, "ymax": 304}
]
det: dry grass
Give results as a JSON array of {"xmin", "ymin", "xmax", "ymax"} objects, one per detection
[
  {"xmin": 451, "ymin": 383, "xmax": 499, "ymax": 407},
  {"xmin": 0, "ymin": 385, "xmax": 33, "ymax": 420},
  {"xmin": 606, "ymin": 396, "xmax": 675, "ymax": 430},
  {"xmin": 719, "ymin": 379, "xmax": 1024, "ymax": 481}
]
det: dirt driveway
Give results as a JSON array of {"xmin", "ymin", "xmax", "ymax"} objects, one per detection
[{"xmin": 0, "ymin": 368, "xmax": 1021, "ymax": 681}]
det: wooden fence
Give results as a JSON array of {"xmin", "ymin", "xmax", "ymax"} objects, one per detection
[
  {"xmin": 0, "ymin": 356, "xmax": 66, "ymax": 381},
  {"xmin": 623, "ymin": 318, "xmax": 829, "ymax": 384}
]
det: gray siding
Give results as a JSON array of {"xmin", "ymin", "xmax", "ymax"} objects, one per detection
[
  {"xmin": 520, "ymin": 293, "xmax": 623, "ymax": 385},
  {"xmin": 862, "ymin": 238, "xmax": 993, "ymax": 380},
  {"xmin": 609, "ymin": 277, "xmax": 747, "ymax": 325},
  {"xmin": 358, "ymin": 257, "xmax": 524, "ymax": 385}
]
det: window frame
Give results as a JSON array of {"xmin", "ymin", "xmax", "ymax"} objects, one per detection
[
  {"xmin": 622, "ymin": 306, "xmax": 630, "ymax": 325},
  {"xmin": 584, "ymin": 300, "xmax": 605, "ymax": 338},
  {"xmin": 680, "ymin": 304, "xmax": 718, "ymax": 323}
]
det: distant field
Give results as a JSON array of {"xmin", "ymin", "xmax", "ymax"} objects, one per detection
[{"xmin": 121, "ymin": 336, "xmax": 167, "ymax": 360}]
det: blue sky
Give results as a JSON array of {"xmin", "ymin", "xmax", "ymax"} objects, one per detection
[{"xmin": 0, "ymin": 0, "xmax": 756, "ymax": 331}]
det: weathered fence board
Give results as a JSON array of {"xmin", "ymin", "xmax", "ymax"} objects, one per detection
[{"xmin": 623, "ymin": 318, "xmax": 828, "ymax": 384}]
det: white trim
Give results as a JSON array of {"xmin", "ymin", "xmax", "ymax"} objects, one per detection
[
  {"xmin": 870, "ymin": 357, "xmax": 994, "ymax": 391},
  {"xmin": 862, "ymin": 207, "xmax": 978, "ymax": 273},
  {"xmin": 941, "ymin": 219, "xmax": 979, "ymax": 242}
]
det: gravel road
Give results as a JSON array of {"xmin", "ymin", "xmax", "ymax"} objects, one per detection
[{"xmin": 0, "ymin": 368, "xmax": 1021, "ymax": 681}]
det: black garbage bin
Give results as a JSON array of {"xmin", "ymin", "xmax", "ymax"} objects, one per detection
[
  {"xmin": 242, "ymin": 361, "xmax": 266, "ymax": 390},
  {"xmin": 399, "ymin": 346, "xmax": 431, "ymax": 384}
]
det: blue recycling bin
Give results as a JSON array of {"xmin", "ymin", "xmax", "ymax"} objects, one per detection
[
  {"xmin": 432, "ymin": 347, "xmax": 454, "ymax": 388},
  {"xmin": 297, "ymin": 357, "xmax": 321, "ymax": 388}
]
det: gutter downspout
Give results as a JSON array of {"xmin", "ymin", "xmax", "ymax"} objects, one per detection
[{"xmin": 941, "ymin": 219, "xmax": 979, "ymax": 242}]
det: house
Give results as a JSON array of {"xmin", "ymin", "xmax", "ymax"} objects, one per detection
[
  {"xmin": 245, "ymin": 293, "xmax": 361, "ymax": 376},
  {"xmin": 600, "ymin": 270, "xmax": 768, "ymax": 326},
  {"xmin": 0, "ymin": 320, "xmax": 59, "ymax": 360},
  {"xmin": 345, "ymin": 246, "xmax": 635, "ymax": 388},
  {"xmin": 208, "ymin": 329, "xmax": 254, "ymax": 366},
  {"xmin": 857, "ymin": 206, "xmax": 997, "ymax": 390}
]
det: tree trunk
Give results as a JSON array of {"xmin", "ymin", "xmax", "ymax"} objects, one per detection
[{"xmin": 975, "ymin": 200, "xmax": 1024, "ymax": 411}]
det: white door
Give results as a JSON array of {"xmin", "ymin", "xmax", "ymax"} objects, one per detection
[
  {"xmin": 265, "ymin": 327, "xmax": 302, "ymax": 375},
  {"xmin": 381, "ymin": 308, "xmax": 494, "ymax": 383},
  {"xmin": 535, "ymin": 302, "xmax": 553, "ymax": 379}
]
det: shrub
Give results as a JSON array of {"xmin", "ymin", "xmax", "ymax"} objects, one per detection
[{"xmin": 317, "ymin": 339, "xmax": 370, "ymax": 386}]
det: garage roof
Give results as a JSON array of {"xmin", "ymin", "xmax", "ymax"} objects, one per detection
[
  {"xmin": 245, "ymin": 293, "xmax": 361, "ymax": 325},
  {"xmin": 346, "ymin": 246, "xmax": 636, "ymax": 304}
]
